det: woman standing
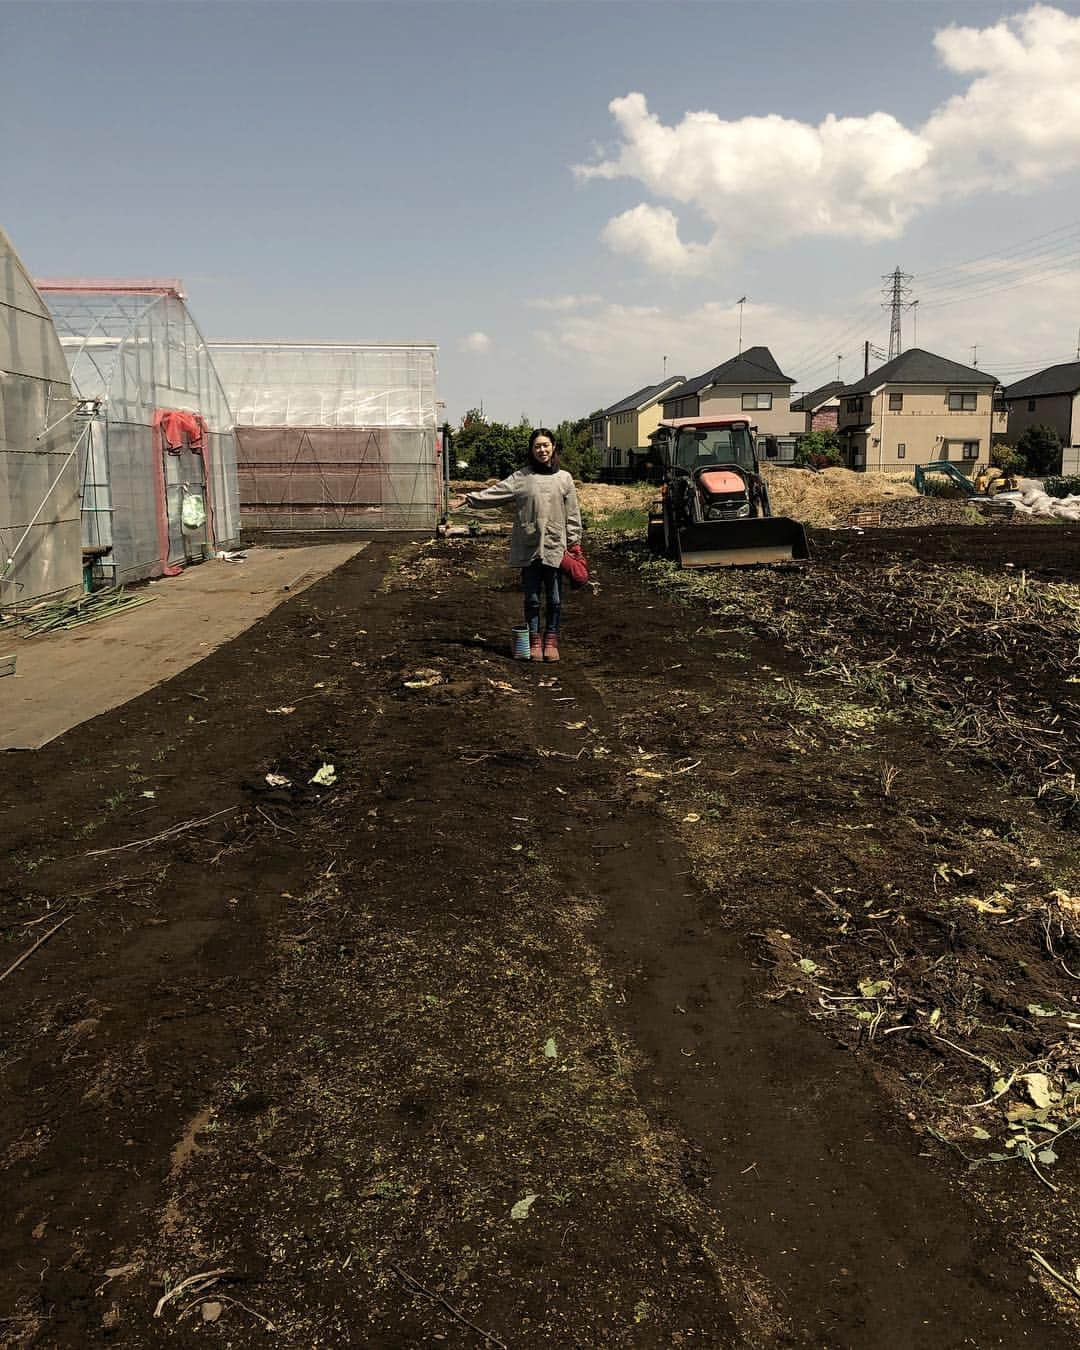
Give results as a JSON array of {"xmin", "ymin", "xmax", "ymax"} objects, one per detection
[{"xmin": 449, "ymin": 428, "xmax": 582, "ymax": 662}]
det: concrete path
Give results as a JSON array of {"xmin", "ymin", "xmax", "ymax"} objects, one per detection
[{"xmin": 0, "ymin": 543, "xmax": 366, "ymax": 748}]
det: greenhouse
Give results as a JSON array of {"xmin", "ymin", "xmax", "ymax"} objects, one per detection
[
  {"xmin": 209, "ymin": 342, "xmax": 439, "ymax": 532},
  {"xmin": 0, "ymin": 227, "xmax": 82, "ymax": 609},
  {"xmin": 41, "ymin": 281, "xmax": 240, "ymax": 586}
]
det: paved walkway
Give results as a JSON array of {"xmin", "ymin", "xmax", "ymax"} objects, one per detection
[{"xmin": 0, "ymin": 543, "xmax": 366, "ymax": 748}]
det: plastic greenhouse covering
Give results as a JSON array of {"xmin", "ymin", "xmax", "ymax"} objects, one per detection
[
  {"xmin": 42, "ymin": 284, "xmax": 240, "ymax": 585},
  {"xmin": 209, "ymin": 343, "xmax": 439, "ymax": 531},
  {"xmin": 0, "ymin": 229, "xmax": 83, "ymax": 608}
]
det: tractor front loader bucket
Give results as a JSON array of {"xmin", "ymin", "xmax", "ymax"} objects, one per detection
[{"xmin": 676, "ymin": 516, "xmax": 810, "ymax": 568}]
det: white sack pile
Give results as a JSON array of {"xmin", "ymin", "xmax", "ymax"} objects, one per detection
[{"xmin": 998, "ymin": 487, "xmax": 1080, "ymax": 521}]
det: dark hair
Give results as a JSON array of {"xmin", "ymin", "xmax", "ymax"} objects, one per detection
[{"xmin": 527, "ymin": 426, "xmax": 559, "ymax": 473}]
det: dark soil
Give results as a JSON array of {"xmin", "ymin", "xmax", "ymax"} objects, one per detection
[
  {"xmin": 808, "ymin": 522, "xmax": 1080, "ymax": 578},
  {"xmin": 1, "ymin": 527, "xmax": 1078, "ymax": 1347}
]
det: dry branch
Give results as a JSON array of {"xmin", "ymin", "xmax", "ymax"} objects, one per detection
[{"xmin": 0, "ymin": 914, "xmax": 74, "ymax": 984}]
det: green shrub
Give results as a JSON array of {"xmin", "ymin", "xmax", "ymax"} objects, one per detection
[
  {"xmin": 794, "ymin": 428, "xmax": 844, "ymax": 469},
  {"xmin": 917, "ymin": 478, "xmax": 965, "ymax": 499},
  {"xmin": 990, "ymin": 444, "xmax": 1026, "ymax": 474},
  {"xmin": 1044, "ymin": 474, "xmax": 1080, "ymax": 499},
  {"xmin": 1015, "ymin": 424, "xmax": 1062, "ymax": 476}
]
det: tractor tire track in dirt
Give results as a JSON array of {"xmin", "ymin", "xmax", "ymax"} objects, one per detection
[{"xmin": 0, "ymin": 537, "xmax": 1074, "ymax": 1346}]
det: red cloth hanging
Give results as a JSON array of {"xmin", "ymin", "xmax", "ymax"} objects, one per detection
[{"xmin": 153, "ymin": 409, "xmax": 207, "ymax": 453}]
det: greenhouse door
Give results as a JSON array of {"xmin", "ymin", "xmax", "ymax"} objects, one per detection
[{"xmin": 157, "ymin": 412, "xmax": 210, "ymax": 566}]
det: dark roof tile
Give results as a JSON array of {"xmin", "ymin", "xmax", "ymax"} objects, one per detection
[
  {"xmin": 663, "ymin": 346, "xmax": 794, "ymax": 402},
  {"xmin": 791, "ymin": 380, "xmax": 844, "ymax": 412},
  {"xmin": 605, "ymin": 376, "xmax": 686, "ymax": 416},
  {"xmin": 1003, "ymin": 361, "xmax": 1080, "ymax": 399},
  {"xmin": 842, "ymin": 348, "xmax": 997, "ymax": 396}
]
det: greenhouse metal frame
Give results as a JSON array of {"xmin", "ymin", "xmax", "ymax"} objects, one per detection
[
  {"xmin": 0, "ymin": 228, "xmax": 83, "ymax": 609},
  {"xmin": 209, "ymin": 342, "xmax": 439, "ymax": 532},
  {"xmin": 41, "ymin": 281, "xmax": 240, "ymax": 586}
]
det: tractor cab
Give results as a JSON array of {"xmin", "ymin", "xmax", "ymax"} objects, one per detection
[{"xmin": 648, "ymin": 417, "xmax": 808, "ymax": 568}]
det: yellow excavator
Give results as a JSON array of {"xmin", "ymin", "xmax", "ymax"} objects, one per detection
[
  {"xmin": 914, "ymin": 461, "xmax": 1020, "ymax": 498},
  {"xmin": 973, "ymin": 464, "xmax": 1021, "ymax": 495}
]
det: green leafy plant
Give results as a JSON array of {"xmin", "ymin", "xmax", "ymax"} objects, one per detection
[
  {"xmin": 794, "ymin": 428, "xmax": 844, "ymax": 469},
  {"xmin": 1015, "ymin": 424, "xmax": 1063, "ymax": 476},
  {"xmin": 1044, "ymin": 474, "xmax": 1080, "ymax": 499}
]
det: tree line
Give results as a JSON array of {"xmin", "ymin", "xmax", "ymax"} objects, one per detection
[{"xmin": 451, "ymin": 409, "xmax": 604, "ymax": 482}]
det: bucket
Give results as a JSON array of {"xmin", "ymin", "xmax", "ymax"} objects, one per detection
[{"xmin": 511, "ymin": 624, "xmax": 531, "ymax": 660}]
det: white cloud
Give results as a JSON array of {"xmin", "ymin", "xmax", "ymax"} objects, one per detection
[
  {"xmin": 574, "ymin": 5, "xmax": 1080, "ymax": 273},
  {"xmin": 459, "ymin": 330, "xmax": 492, "ymax": 354},
  {"xmin": 537, "ymin": 277, "xmax": 1080, "ymax": 399},
  {"xmin": 527, "ymin": 293, "xmax": 603, "ymax": 312},
  {"xmin": 601, "ymin": 203, "xmax": 723, "ymax": 274}
]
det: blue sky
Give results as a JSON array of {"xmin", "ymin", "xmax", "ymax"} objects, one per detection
[{"xmin": 6, "ymin": 1, "xmax": 1080, "ymax": 422}]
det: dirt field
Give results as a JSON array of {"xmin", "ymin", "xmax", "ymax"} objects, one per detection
[{"xmin": 1, "ymin": 524, "xmax": 1078, "ymax": 1347}]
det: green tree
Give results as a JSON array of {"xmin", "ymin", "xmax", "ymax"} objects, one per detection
[
  {"xmin": 553, "ymin": 414, "xmax": 601, "ymax": 481},
  {"xmin": 1015, "ymin": 424, "xmax": 1062, "ymax": 477},
  {"xmin": 793, "ymin": 428, "xmax": 844, "ymax": 469},
  {"xmin": 990, "ymin": 443, "xmax": 1026, "ymax": 474}
]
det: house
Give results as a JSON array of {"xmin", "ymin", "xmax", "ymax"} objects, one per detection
[
  {"xmin": 598, "ymin": 376, "xmax": 685, "ymax": 470},
  {"xmin": 791, "ymin": 380, "xmax": 844, "ymax": 432},
  {"xmin": 590, "ymin": 409, "xmax": 607, "ymax": 459},
  {"xmin": 836, "ymin": 349, "xmax": 1002, "ymax": 473},
  {"xmin": 660, "ymin": 346, "xmax": 803, "ymax": 436},
  {"xmin": 1002, "ymin": 363, "xmax": 1080, "ymax": 472}
]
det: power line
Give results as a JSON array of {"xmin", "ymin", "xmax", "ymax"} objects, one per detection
[
  {"xmin": 787, "ymin": 296, "xmax": 880, "ymax": 367},
  {"xmin": 914, "ymin": 219, "xmax": 1080, "ymax": 284},
  {"xmin": 788, "ymin": 301, "xmax": 884, "ymax": 374},
  {"xmin": 916, "ymin": 239, "xmax": 1080, "ymax": 303},
  {"xmin": 918, "ymin": 249, "xmax": 1080, "ymax": 311}
]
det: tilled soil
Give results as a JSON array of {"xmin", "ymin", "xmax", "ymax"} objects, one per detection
[{"xmin": 1, "ymin": 529, "xmax": 1078, "ymax": 1347}]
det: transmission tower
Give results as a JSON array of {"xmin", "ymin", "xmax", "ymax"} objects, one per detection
[{"xmin": 882, "ymin": 266, "xmax": 913, "ymax": 360}]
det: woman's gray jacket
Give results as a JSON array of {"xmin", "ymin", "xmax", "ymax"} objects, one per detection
[{"xmin": 465, "ymin": 468, "xmax": 582, "ymax": 567}]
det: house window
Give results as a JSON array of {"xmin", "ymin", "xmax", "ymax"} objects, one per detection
[
  {"xmin": 889, "ymin": 393, "xmax": 904, "ymax": 410},
  {"xmin": 896, "ymin": 443, "xmax": 906, "ymax": 459},
  {"xmin": 1028, "ymin": 399, "xmax": 1036, "ymax": 412},
  {"xmin": 845, "ymin": 396, "xmax": 864, "ymax": 414},
  {"xmin": 948, "ymin": 391, "xmax": 978, "ymax": 411},
  {"xmin": 741, "ymin": 392, "xmax": 773, "ymax": 410},
  {"xmin": 962, "ymin": 441, "xmax": 979, "ymax": 459}
]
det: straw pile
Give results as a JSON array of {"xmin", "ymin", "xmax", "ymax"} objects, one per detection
[
  {"xmin": 577, "ymin": 483, "xmax": 652, "ymax": 515},
  {"xmin": 763, "ymin": 466, "xmax": 917, "ymax": 527}
]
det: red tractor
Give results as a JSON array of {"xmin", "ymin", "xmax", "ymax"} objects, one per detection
[{"xmin": 647, "ymin": 417, "xmax": 810, "ymax": 567}]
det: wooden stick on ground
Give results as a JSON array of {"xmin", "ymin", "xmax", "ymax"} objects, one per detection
[
  {"xmin": 389, "ymin": 1262, "xmax": 507, "ymax": 1348},
  {"xmin": 0, "ymin": 914, "xmax": 74, "ymax": 984},
  {"xmin": 154, "ymin": 1267, "xmax": 233, "ymax": 1318},
  {"xmin": 86, "ymin": 806, "xmax": 238, "ymax": 857}
]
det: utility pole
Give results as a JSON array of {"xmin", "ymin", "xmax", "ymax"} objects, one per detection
[
  {"xmin": 663, "ymin": 354, "xmax": 668, "ymax": 378},
  {"xmin": 970, "ymin": 344, "xmax": 978, "ymax": 368},
  {"xmin": 736, "ymin": 296, "xmax": 747, "ymax": 354},
  {"xmin": 864, "ymin": 340, "xmax": 870, "ymax": 377},
  {"xmin": 836, "ymin": 353, "xmax": 844, "ymax": 381},
  {"xmin": 1075, "ymin": 327, "xmax": 1079, "ymax": 361},
  {"xmin": 882, "ymin": 266, "xmax": 912, "ymax": 360},
  {"xmin": 909, "ymin": 299, "xmax": 919, "ymax": 347}
]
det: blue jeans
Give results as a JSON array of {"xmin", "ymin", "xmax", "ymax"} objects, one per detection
[{"xmin": 522, "ymin": 561, "xmax": 561, "ymax": 634}]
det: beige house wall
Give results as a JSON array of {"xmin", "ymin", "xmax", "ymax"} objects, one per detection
[
  {"xmin": 607, "ymin": 399, "xmax": 673, "ymax": 454},
  {"xmin": 839, "ymin": 386, "xmax": 998, "ymax": 470},
  {"xmin": 607, "ymin": 408, "xmax": 638, "ymax": 452},
  {"xmin": 698, "ymin": 383, "xmax": 803, "ymax": 435}
]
